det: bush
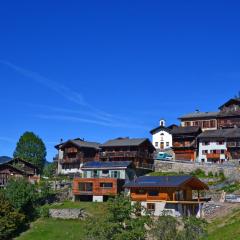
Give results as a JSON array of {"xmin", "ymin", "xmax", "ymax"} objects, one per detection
[
  {"xmin": 4, "ymin": 178, "xmax": 37, "ymax": 218},
  {"xmin": 208, "ymin": 171, "xmax": 214, "ymax": 178},
  {"xmin": 0, "ymin": 192, "xmax": 25, "ymax": 240},
  {"xmin": 38, "ymin": 205, "xmax": 50, "ymax": 218},
  {"xmin": 191, "ymin": 169, "xmax": 206, "ymax": 178}
]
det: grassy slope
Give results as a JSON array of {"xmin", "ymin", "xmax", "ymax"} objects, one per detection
[
  {"xmin": 206, "ymin": 208, "xmax": 240, "ymax": 240},
  {"xmin": 16, "ymin": 201, "xmax": 107, "ymax": 240}
]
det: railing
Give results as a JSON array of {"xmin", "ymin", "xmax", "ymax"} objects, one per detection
[
  {"xmin": 206, "ymin": 153, "xmax": 221, "ymax": 159},
  {"xmin": 100, "ymin": 151, "xmax": 153, "ymax": 159}
]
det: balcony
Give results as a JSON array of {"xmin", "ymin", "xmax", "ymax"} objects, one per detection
[
  {"xmin": 206, "ymin": 153, "xmax": 220, "ymax": 159},
  {"xmin": 100, "ymin": 151, "xmax": 153, "ymax": 159}
]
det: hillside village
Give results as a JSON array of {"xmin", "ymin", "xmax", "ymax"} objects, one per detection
[{"xmin": 1, "ymin": 97, "xmax": 240, "ymax": 239}]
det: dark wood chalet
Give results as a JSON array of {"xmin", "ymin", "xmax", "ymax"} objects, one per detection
[
  {"xmin": 100, "ymin": 138, "xmax": 155, "ymax": 170},
  {"xmin": 218, "ymin": 98, "xmax": 240, "ymax": 128},
  {"xmin": 0, "ymin": 157, "xmax": 39, "ymax": 187},
  {"xmin": 172, "ymin": 126, "xmax": 202, "ymax": 161},
  {"xmin": 179, "ymin": 98, "xmax": 240, "ymax": 131},
  {"xmin": 55, "ymin": 138, "xmax": 100, "ymax": 175}
]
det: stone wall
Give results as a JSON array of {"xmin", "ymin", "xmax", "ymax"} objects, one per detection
[
  {"xmin": 49, "ymin": 208, "xmax": 88, "ymax": 219},
  {"xmin": 154, "ymin": 160, "xmax": 240, "ymax": 179}
]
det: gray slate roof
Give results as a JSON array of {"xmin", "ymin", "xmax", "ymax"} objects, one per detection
[
  {"xmin": 59, "ymin": 139, "xmax": 100, "ymax": 150},
  {"xmin": 179, "ymin": 111, "xmax": 219, "ymax": 120},
  {"xmin": 0, "ymin": 156, "xmax": 12, "ymax": 165},
  {"xmin": 150, "ymin": 126, "xmax": 172, "ymax": 135},
  {"xmin": 171, "ymin": 126, "xmax": 201, "ymax": 135},
  {"xmin": 101, "ymin": 138, "xmax": 149, "ymax": 147},
  {"xmin": 198, "ymin": 128, "xmax": 240, "ymax": 139}
]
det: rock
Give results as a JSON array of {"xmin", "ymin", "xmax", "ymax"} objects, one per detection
[{"xmin": 49, "ymin": 208, "xmax": 89, "ymax": 219}]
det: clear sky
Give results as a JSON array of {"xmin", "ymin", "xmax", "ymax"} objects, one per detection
[{"xmin": 0, "ymin": 0, "xmax": 240, "ymax": 161}]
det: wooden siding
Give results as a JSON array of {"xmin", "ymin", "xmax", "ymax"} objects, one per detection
[{"xmin": 72, "ymin": 178, "xmax": 124, "ymax": 196}]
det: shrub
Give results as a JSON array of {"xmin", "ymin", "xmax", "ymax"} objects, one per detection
[
  {"xmin": 38, "ymin": 205, "xmax": 50, "ymax": 218},
  {"xmin": 191, "ymin": 169, "xmax": 206, "ymax": 178},
  {"xmin": 208, "ymin": 171, "xmax": 214, "ymax": 178},
  {"xmin": 4, "ymin": 178, "xmax": 37, "ymax": 218},
  {"xmin": 0, "ymin": 192, "xmax": 25, "ymax": 240}
]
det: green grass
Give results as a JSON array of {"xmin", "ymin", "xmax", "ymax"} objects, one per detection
[
  {"xmin": 16, "ymin": 218, "xmax": 86, "ymax": 240},
  {"xmin": 205, "ymin": 208, "xmax": 240, "ymax": 240},
  {"xmin": 15, "ymin": 201, "xmax": 107, "ymax": 240}
]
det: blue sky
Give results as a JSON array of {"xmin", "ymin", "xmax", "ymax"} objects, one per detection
[{"xmin": 0, "ymin": 0, "xmax": 240, "ymax": 160}]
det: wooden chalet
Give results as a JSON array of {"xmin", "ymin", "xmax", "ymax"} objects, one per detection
[
  {"xmin": 124, "ymin": 175, "xmax": 209, "ymax": 217},
  {"xmin": 218, "ymin": 98, "xmax": 240, "ymax": 128},
  {"xmin": 55, "ymin": 138, "xmax": 100, "ymax": 175},
  {"xmin": 0, "ymin": 157, "xmax": 39, "ymax": 187},
  {"xmin": 100, "ymin": 138, "xmax": 155, "ymax": 170},
  {"xmin": 179, "ymin": 98, "xmax": 240, "ymax": 131},
  {"xmin": 72, "ymin": 161, "xmax": 135, "ymax": 202},
  {"xmin": 172, "ymin": 126, "xmax": 202, "ymax": 161}
]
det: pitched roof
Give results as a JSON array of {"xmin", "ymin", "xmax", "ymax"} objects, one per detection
[
  {"xmin": 219, "ymin": 98, "xmax": 240, "ymax": 110},
  {"xmin": 0, "ymin": 156, "xmax": 12, "ymax": 165},
  {"xmin": 82, "ymin": 161, "xmax": 132, "ymax": 169},
  {"xmin": 124, "ymin": 175, "xmax": 208, "ymax": 190},
  {"xmin": 58, "ymin": 139, "xmax": 100, "ymax": 150},
  {"xmin": 101, "ymin": 138, "xmax": 150, "ymax": 147},
  {"xmin": 150, "ymin": 125, "xmax": 172, "ymax": 135},
  {"xmin": 198, "ymin": 128, "xmax": 240, "ymax": 140},
  {"xmin": 171, "ymin": 126, "xmax": 201, "ymax": 135},
  {"xmin": 179, "ymin": 111, "xmax": 219, "ymax": 120}
]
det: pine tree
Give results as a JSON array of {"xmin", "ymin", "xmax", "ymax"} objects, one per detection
[{"xmin": 13, "ymin": 131, "xmax": 46, "ymax": 172}]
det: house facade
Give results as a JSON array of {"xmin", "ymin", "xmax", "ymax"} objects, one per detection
[
  {"xmin": 100, "ymin": 138, "xmax": 155, "ymax": 170},
  {"xmin": 55, "ymin": 138, "xmax": 100, "ymax": 175},
  {"xmin": 0, "ymin": 157, "xmax": 39, "ymax": 187},
  {"xmin": 150, "ymin": 120, "xmax": 175, "ymax": 150},
  {"xmin": 179, "ymin": 98, "xmax": 240, "ymax": 131},
  {"xmin": 124, "ymin": 175, "xmax": 209, "ymax": 217},
  {"xmin": 198, "ymin": 128, "xmax": 240, "ymax": 163},
  {"xmin": 172, "ymin": 126, "xmax": 202, "ymax": 161},
  {"xmin": 72, "ymin": 161, "xmax": 136, "ymax": 202}
]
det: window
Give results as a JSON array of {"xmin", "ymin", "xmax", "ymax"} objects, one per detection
[
  {"xmin": 203, "ymin": 142, "xmax": 210, "ymax": 146},
  {"xmin": 147, "ymin": 203, "xmax": 155, "ymax": 213},
  {"xmin": 221, "ymin": 149, "xmax": 225, "ymax": 154},
  {"xmin": 155, "ymin": 142, "xmax": 158, "ymax": 147},
  {"xmin": 148, "ymin": 191, "xmax": 159, "ymax": 196},
  {"xmin": 217, "ymin": 141, "xmax": 224, "ymax": 145},
  {"xmin": 160, "ymin": 133, "xmax": 164, "ymax": 136},
  {"xmin": 202, "ymin": 150, "xmax": 208, "ymax": 155},
  {"xmin": 185, "ymin": 121, "xmax": 191, "ymax": 126},
  {"xmin": 79, "ymin": 182, "xmax": 93, "ymax": 192},
  {"xmin": 102, "ymin": 170, "xmax": 109, "ymax": 174},
  {"xmin": 166, "ymin": 142, "xmax": 169, "ymax": 147},
  {"xmin": 203, "ymin": 121, "xmax": 210, "ymax": 128},
  {"xmin": 111, "ymin": 171, "xmax": 120, "ymax": 178},
  {"xmin": 100, "ymin": 182, "xmax": 113, "ymax": 188},
  {"xmin": 210, "ymin": 120, "xmax": 216, "ymax": 128}
]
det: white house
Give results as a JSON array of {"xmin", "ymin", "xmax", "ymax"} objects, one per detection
[{"xmin": 150, "ymin": 119, "xmax": 176, "ymax": 150}]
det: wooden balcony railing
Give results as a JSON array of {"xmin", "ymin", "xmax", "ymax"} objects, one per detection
[
  {"xmin": 206, "ymin": 153, "xmax": 220, "ymax": 159},
  {"xmin": 100, "ymin": 151, "xmax": 153, "ymax": 159}
]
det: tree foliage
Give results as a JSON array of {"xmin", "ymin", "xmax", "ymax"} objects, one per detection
[
  {"xmin": 13, "ymin": 131, "xmax": 46, "ymax": 172},
  {"xmin": 43, "ymin": 162, "xmax": 57, "ymax": 178},
  {"xmin": 0, "ymin": 192, "xmax": 25, "ymax": 240},
  {"xmin": 4, "ymin": 178, "xmax": 37, "ymax": 217},
  {"xmin": 85, "ymin": 195, "xmax": 150, "ymax": 240}
]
